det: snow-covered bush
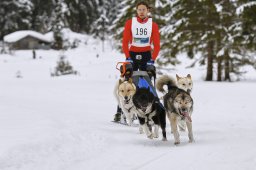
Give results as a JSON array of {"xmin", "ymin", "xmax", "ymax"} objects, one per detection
[{"xmin": 51, "ymin": 55, "xmax": 77, "ymax": 76}]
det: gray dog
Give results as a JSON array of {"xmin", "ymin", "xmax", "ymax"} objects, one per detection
[{"xmin": 156, "ymin": 75, "xmax": 194, "ymax": 145}]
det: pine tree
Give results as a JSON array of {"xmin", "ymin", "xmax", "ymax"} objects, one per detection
[
  {"xmin": 92, "ymin": 14, "xmax": 108, "ymax": 51},
  {"xmin": 91, "ymin": 0, "xmax": 108, "ymax": 51},
  {"xmin": 161, "ymin": 0, "xmax": 220, "ymax": 81},
  {"xmin": 52, "ymin": 0, "xmax": 66, "ymax": 50},
  {"xmin": 215, "ymin": 0, "xmax": 236, "ymax": 81},
  {"xmin": 215, "ymin": 0, "xmax": 256, "ymax": 81},
  {"xmin": 64, "ymin": 0, "xmax": 99, "ymax": 33},
  {"xmin": 161, "ymin": 0, "xmax": 255, "ymax": 81},
  {"xmin": 0, "ymin": 0, "xmax": 32, "ymax": 39},
  {"xmin": 30, "ymin": 0, "xmax": 55, "ymax": 33},
  {"xmin": 92, "ymin": 0, "xmax": 124, "ymax": 38},
  {"xmin": 237, "ymin": 0, "xmax": 256, "ymax": 50}
]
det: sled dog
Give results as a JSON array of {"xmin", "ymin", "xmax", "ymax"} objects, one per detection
[
  {"xmin": 133, "ymin": 87, "xmax": 167, "ymax": 141},
  {"xmin": 176, "ymin": 74, "xmax": 193, "ymax": 131},
  {"xmin": 114, "ymin": 78, "xmax": 136, "ymax": 126},
  {"xmin": 156, "ymin": 75, "xmax": 194, "ymax": 144}
]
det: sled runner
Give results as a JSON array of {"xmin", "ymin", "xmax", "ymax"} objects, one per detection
[{"xmin": 111, "ymin": 121, "xmax": 139, "ymax": 127}]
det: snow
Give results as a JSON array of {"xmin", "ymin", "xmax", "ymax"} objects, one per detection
[
  {"xmin": 216, "ymin": 47, "xmax": 225, "ymax": 57},
  {"xmin": 236, "ymin": 2, "xmax": 256, "ymax": 15},
  {"xmin": 3, "ymin": 30, "xmax": 52, "ymax": 43},
  {"xmin": 44, "ymin": 28, "xmax": 90, "ymax": 44},
  {"xmin": 215, "ymin": 3, "xmax": 223, "ymax": 12},
  {"xmin": 0, "ymin": 34, "xmax": 256, "ymax": 170}
]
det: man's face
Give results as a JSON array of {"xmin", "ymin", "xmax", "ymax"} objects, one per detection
[{"xmin": 136, "ymin": 5, "xmax": 149, "ymax": 19}]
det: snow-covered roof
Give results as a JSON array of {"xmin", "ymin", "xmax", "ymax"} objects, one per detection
[{"xmin": 3, "ymin": 30, "xmax": 52, "ymax": 43}]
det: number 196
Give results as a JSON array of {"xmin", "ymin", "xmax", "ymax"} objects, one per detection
[{"xmin": 136, "ymin": 28, "xmax": 147, "ymax": 35}]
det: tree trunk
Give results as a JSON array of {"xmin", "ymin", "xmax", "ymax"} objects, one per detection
[
  {"xmin": 206, "ymin": 41, "xmax": 214, "ymax": 81},
  {"xmin": 217, "ymin": 57, "xmax": 222, "ymax": 81},
  {"xmin": 224, "ymin": 50, "xmax": 231, "ymax": 82}
]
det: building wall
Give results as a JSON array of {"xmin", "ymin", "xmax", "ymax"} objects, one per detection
[{"xmin": 11, "ymin": 36, "xmax": 51, "ymax": 50}]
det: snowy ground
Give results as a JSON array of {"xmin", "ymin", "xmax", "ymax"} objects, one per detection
[{"xmin": 0, "ymin": 39, "xmax": 256, "ymax": 170}]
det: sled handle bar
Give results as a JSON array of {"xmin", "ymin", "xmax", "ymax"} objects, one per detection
[{"xmin": 116, "ymin": 62, "xmax": 131, "ymax": 77}]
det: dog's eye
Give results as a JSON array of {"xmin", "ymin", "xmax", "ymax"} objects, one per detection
[
  {"xmin": 127, "ymin": 89, "xmax": 130, "ymax": 92},
  {"xmin": 183, "ymin": 84, "xmax": 185, "ymax": 86},
  {"xmin": 189, "ymin": 83, "xmax": 191, "ymax": 85},
  {"xmin": 121, "ymin": 90, "xmax": 124, "ymax": 92}
]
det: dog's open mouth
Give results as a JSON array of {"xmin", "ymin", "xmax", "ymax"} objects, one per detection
[{"xmin": 180, "ymin": 111, "xmax": 192, "ymax": 122}]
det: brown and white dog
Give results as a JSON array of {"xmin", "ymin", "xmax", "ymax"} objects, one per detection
[{"xmin": 114, "ymin": 78, "xmax": 136, "ymax": 126}]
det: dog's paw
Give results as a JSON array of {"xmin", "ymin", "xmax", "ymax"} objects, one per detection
[
  {"xmin": 174, "ymin": 141, "xmax": 180, "ymax": 145},
  {"xmin": 162, "ymin": 137, "xmax": 167, "ymax": 141},
  {"xmin": 153, "ymin": 133, "xmax": 159, "ymax": 138},
  {"xmin": 188, "ymin": 134, "xmax": 194, "ymax": 143},
  {"xmin": 189, "ymin": 139, "xmax": 195, "ymax": 143},
  {"xmin": 153, "ymin": 132, "xmax": 159, "ymax": 138},
  {"xmin": 139, "ymin": 126, "xmax": 144, "ymax": 134},
  {"xmin": 127, "ymin": 118, "xmax": 133, "ymax": 126},
  {"xmin": 147, "ymin": 134, "xmax": 154, "ymax": 139}
]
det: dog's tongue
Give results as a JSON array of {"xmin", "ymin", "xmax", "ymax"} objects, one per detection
[{"xmin": 182, "ymin": 112, "xmax": 192, "ymax": 122}]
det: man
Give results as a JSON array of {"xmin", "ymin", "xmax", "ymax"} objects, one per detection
[
  {"xmin": 123, "ymin": 1, "xmax": 160, "ymax": 71},
  {"xmin": 114, "ymin": 1, "xmax": 161, "ymax": 122}
]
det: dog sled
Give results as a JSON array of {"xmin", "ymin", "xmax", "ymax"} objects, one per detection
[
  {"xmin": 113, "ymin": 62, "xmax": 163, "ymax": 126},
  {"xmin": 116, "ymin": 61, "xmax": 158, "ymax": 97}
]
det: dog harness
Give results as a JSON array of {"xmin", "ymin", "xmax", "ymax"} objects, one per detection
[
  {"xmin": 135, "ymin": 102, "xmax": 156, "ymax": 124},
  {"xmin": 124, "ymin": 99, "xmax": 134, "ymax": 113},
  {"xmin": 137, "ymin": 77, "xmax": 157, "ymax": 96}
]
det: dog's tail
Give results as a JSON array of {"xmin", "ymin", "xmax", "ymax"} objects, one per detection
[{"xmin": 156, "ymin": 75, "xmax": 177, "ymax": 93}]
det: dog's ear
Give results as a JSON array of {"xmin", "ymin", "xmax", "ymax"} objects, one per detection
[
  {"xmin": 176, "ymin": 74, "xmax": 180, "ymax": 80},
  {"xmin": 128, "ymin": 78, "xmax": 133, "ymax": 84},
  {"xmin": 187, "ymin": 74, "xmax": 192, "ymax": 79}
]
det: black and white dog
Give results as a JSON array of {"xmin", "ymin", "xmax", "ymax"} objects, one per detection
[{"xmin": 133, "ymin": 87, "xmax": 167, "ymax": 141}]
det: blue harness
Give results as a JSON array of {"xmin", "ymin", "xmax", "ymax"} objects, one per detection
[
  {"xmin": 137, "ymin": 77, "xmax": 157, "ymax": 97},
  {"xmin": 136, "ymin": 77, "xmax": 165, "ymax": 110}
]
